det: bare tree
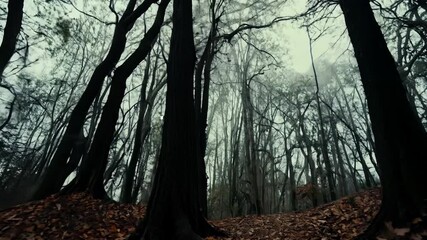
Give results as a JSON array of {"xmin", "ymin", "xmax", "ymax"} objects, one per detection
[
  {"xmin": 129, "ymin": 0, "xmax": 222, "ymax": 238},
  {"xmin": 339, "ymin": 0, "xmax": 427, "ymax": 237},
  {"xmin": 33, "ymin": 0, "xmax": 159, "ymax": 200}
]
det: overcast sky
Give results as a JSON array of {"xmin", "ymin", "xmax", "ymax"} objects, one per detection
[{"xmin": 274, "ymin": 0, "xmax": 350, "ymax": 73}]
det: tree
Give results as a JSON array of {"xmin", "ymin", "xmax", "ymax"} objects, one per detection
[
  {"xmin": 307, "ymin": 27, "xmax": 336, "ymax": 201},
  {"xmin": 0, "ymin": 0, "xmax": 24, "ymax": 131},
  {"xmin": 128, "ymin": 0, "xmax": 221, "ymax": 238},
  {"xmin": 194, "ymin": 0, "xmax": 220, "ymax": 218},
  {"xmin": 338, "ymin": 0, "xmax": 427, "ymax": 237},
  {"xmin": 121, "ymin": 48, "xmax": 166, "ymax": 204},
  {"xmin": 0, "ymin": 0, "xmax": 24, "ymax": 78},
  {"xmin": 238, "ymin": 47, "xmax": 263, "ymax": 215},
  {"xmin": 60, "ymin": 0, "xmax": 170, "ymax": 200},
  {"xmin": 32, "ymin": 0, "xmax": 158, "ymax": 200}
]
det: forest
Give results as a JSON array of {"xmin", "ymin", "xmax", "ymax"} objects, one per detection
[{"xmin": 0, "ymin": 0, "xmax": 426, "ymax": 239}]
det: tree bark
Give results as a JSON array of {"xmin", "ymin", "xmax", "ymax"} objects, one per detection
[
  {"xmin": 121, "ymin": 51, "xmax": 152, "ymax": 203},
  {"xmin": 284, "ymin": 128, "xmax": 296, "ymax": 211},
  {"xmin": 330, "ymin": 115, "xmax": 348, "ymax": 196},
  {"xmin": 338, "ymin": 82, "xmax": 374, "ymax": 188},
  {"xmin": 194, "ymin": 1, "xmax": 219, "ymax": 217},
  {"xmin": 61, "ymin": 1, "xmax": 169, "ymax": 199},
  {"xmin": 339, "ymin": 0, "xmax": 427, "ymax": 236},
  {"xmin": 307, "ymin": 28, "xmax": 336, "ymax": 201},
  {"xmin": 297, "ymin": 106, "xmax": 319, "ymax": 207},
  {"xmin": 128, "ymin": 0, "xmax": 222, "ymax": 238},
  {"xmin": 32, "ymin": 0, "xmax": 156, "ymax": 200},
  {"xmin": 0, "ymin": 0, "xmax": 24, "ymax": 78},
  {"xmin": 0, "ymin": 0, "xmax": 24, "ymax": 131}
]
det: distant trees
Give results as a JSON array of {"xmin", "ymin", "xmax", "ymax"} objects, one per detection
[
  {"xmin": 204, "ymin": 50, "xmax": 380, "ymax": 217},
  {"xmin": 307, "ymin": 28, "xmax": 336, "ymax": 201},
  {"xmin": 236, "ymin": 40, "xmax": 264, "ymax": 215},
  {"xmin": 3, "ymin": 1, "xmax": 426, "ymax": 236},
  {"xmin": 381, "ymin": 0, "xmax": 427, "ymax": 125},
  {"xmin": 120, "ymin": 47, "xmax": 166, "ymax": 204},
  {"xmin": 193, "ymin": 0, "xmax": 223, "ymax": 218},
  {"xmin": 339, "ymin": 0, "xmax": 427, "ymax": 237}
]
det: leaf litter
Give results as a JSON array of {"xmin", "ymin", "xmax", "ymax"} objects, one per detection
[{"xmin": 0, "ymin": 188, "xmax": 383, "ymax": 239}]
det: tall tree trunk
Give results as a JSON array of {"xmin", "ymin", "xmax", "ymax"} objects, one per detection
[
  {"xmin": 339, "ymin": 0, "xmax": 427, "ymax": 236},
  {"xmin": 61, "ymin": 1, "xmax": 169, "ymax": 199},
  {"xmin": 330, "ymin": 116, "xmax": 348, "ymax": 196},
  {"xmin": 32, "ymin": 0, "xmax": 156, "ymax": 200},
  {"xmin": 129, "ymin": 0, "xmax": 222, "ymax": 238},
  {"xmin": 338, "ymin": 83, "xmax": 374, "ymax": 187},
  {"xmin": 297, "ymin": 108, "xmax": 319, "ymax": 207},
  {"xmin": 229, "ymin": 111, "xmax": 242, "ymax": 217},
  {"xmin": 194, "ymin": 2, "xmax": 219, "ymax": 217},
  {"xmin": 307, "ymin": 28, "xmax": 336, "ymax": 201},
  {"xmin": 0, "ymin": 0, "xmax": 24, "ymax": 132},
  {"xmin": 241, "ymin": 80, "xmax": 262, "ymax": 215},
  {"xmin": 341, "ymin": 137, "xmax": 359, "ymax": 192},
  {"xmin": 131, "ymin": 137, "xmax": 152, "ymax": 203},
  {"xmin": 0, "ymin": 0, "xmax": 24, "ymax": 78},
  {"xmin": 284, "ymin": 129, "xmax": 296, "ymax": 211},
  {"xmin": 121, "ymin": 51, "xmax": 152, "ymax": 203}
]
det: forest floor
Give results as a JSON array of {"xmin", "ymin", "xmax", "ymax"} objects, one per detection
[{"xmin": 0, "ymin": 188, "xmax": 381, "ymax": 239}]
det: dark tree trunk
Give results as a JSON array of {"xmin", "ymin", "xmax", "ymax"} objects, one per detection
[
  {"xmin": 121, "ymin": 52, "xmax": 152, "ymax": 203},
  {"xmin": 194, "ymin": 4, "xmax": 218, "ymax": 218},
  {"xmin": 131, "ymin": 139, "xmax": 151, "ymax": 203},
  {"xmin": 229, "ymin": 113, "xmax": 243, "ymax": 216},
  {"xmin": 330, "ymin": 117, "xmax": 348, "ymax": 196},
  {"xmin": 104, "ymin": 142, "xmax": 127, "ymax": 186},
  {"xmin": 297, "ymin": 108, "xmax": 319, "ymax": 207},
  {"xmin": 0, "ymin": 0, "xmax": 23, "ymax": 131},
  {"xmin": 54, "ymin": 129, "xmax": 86, "ymax": 191},
  {"xmin": 32, "ymin": 0, "xmax": 156, "ymax": 201},
  {"xmin": 125, "ymin": 65, "xmax": 164, "ymax": 203},
  {"xmin": 242, "ymin": 81, "xmax": 263, "ymax": 215},
  {"xmin": 338, "ymin": 83, "xmax": 375, "ymax": 188},
  {"xmin": 308, "ymin": 28, "xmax": 336, "ymax": 201},
  {"xmin": 128, "ymin": 0, "xmax": 222, "ymax": 239},
  {"xmin": 0, "ymin": 0, "xmax": 24, "ymax": 77},
  {"xmin": 61, "ymin": 1, "xmax": 169, "ymax": 199},
  {"xmin": 339, "ymin": 0, "xmax": 427, "ymax": 236},
  {"xmin": 284, "ymin": 133, "xmax": 296, "ymax": 211}
]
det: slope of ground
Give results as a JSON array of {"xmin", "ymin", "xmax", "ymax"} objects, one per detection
[
  {"xmin": 0, "ymin": 189, "xmax": 381, "ymax": 239},
  {"xmin": 210, "ymin": 188, "xmax": 380, "ymax": 240}
]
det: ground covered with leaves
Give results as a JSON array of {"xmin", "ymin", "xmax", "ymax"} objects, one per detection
[
  {"xmin": 211, "ymin": 189, "xmax": 382, "ymax": 240},
  {"xmin": 0, "ymin": 189, "xmax": 381, "ymax": 239}
]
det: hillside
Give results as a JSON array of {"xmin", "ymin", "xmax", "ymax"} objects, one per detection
[{"xmin": 0, "ymin": 189, "xmax": 381, "ymax": 239}]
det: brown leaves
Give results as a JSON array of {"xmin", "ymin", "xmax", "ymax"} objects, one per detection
[
  {"xmin": 0, "ymin": 189, "xmax": 382, "ymax": 239},
  {"xmin": 376, "ymin": 218, "xmax": 427, "ymax": 240},
  {"xmin": 0, "ymin": 193, "xmax": 145, "ymax": 239},
  {"xmin": 210, "ymin": 188, "xmax": 382, "ymax": 240}
]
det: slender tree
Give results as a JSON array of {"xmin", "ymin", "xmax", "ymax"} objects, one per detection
[
  {"xmin": 339, "ymin": 0, "xmax": 427, "ymax": 237},
  {"xmin": 0, "ymin": 0, "xmax": 24, "ymax": 131},
  {"xmin": 121, "ymin": 49, "xmax": 166, "ymax": 203},
  {"xmin": 194, "ymin": 0, "xmax": 220, "ymax": 217},
  {"xmin": 307, "ymin": 28, "xmax": 336, "ymax": 201},
  {"xmin": 0, "ymin": 0, "xmax": 24, "ymax": 78},
  {"xmin": 33, "ymin": 0, "xmax": 157, "ymax": 200},
  {"xmin": 60, "ymin": 0, "xmax": 170, "ymax": 199}
]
